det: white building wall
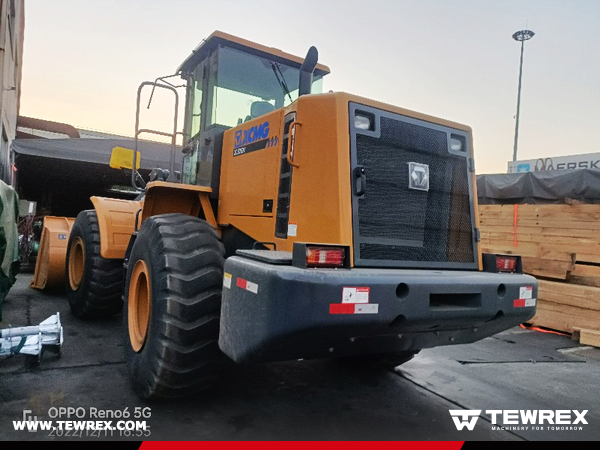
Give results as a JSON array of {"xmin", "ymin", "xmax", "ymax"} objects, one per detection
[{"xmin": 0, "ymin": 0, "xmax": 24, "ymax": 184}]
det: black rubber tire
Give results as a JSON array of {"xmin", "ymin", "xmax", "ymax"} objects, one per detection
[
  {"xmin": 123, "ymin": 214, "xmax": 225, "ymax": 399},
  {"xmin": 66, "ymin": 210, "xmax": 124, "ymax": 319}
]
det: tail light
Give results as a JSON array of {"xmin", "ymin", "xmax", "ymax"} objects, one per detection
[
  {"xmin": 496, "ymin": 256, "xmax": 517, "ymax": 272},
  {"xmin": 292, "ymin": 243, "xmax": 350, "ymax": 269},
  {"xmin": 482, "ymin": 253, "xmax": 522, "ymax": 274},
  {"xmin": 306, "ymin": 246, "xmax": 345, "ymax": 268}
]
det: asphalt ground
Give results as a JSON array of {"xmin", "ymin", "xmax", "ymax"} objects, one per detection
[{"xmin": 1, "ymin": 274, "xmax": 599, "ymax": 441}]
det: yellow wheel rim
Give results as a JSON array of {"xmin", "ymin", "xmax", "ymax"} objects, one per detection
[
  {"xmin": 128, "ymin": 260, "xmax": 151, "ymax": 352},
  {"xmin": 68, "ymin": 236, "xmax": 85, "ymax": 291}
]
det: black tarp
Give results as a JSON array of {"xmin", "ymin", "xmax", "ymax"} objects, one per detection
[
  {"xmin": 477, "ymin": 169, "xmax": 600, "ymax": 205},
  {"xmin": 12, "ymin": 138, "xmax": 184, "ymax": 217},
  {"xmin": 12, "ymin": 137, "xmax": 182, "ymax": 171}
]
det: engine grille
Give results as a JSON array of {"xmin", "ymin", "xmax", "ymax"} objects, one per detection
[{"xmin": 351, "ymin": 106, "xmax": 476, "ymax": 268}]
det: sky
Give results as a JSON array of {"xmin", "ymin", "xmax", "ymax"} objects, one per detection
[{"xmin": 19, "ymin": 0, "xmax": 600, "ymax": 174}]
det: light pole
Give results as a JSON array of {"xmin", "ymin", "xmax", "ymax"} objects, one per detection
[{"xmin": 512, "ymin": 29, "xmax": 535, "ymax": 162}]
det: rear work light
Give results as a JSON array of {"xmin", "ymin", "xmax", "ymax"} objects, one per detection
[
  {"xmin": 292, "ymin": 243, "xmax": 350, "ymax": 269},
  {"xmin": 482, "ymin": 253, "xmax": 523, "ymax": 274}
]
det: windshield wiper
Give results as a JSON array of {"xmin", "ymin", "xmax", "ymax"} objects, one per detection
[{"xmin": 270, "ymin": 62, "xmax": 294, "ymax": 104}]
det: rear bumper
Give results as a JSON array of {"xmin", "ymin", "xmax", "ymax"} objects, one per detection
[{"xmin": 218, "ymin": 256, "xmax": 537, "ymax": 364}]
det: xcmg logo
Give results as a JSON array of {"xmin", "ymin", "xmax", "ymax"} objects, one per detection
[
  {"xmin": 234, "ymin": 121, "xmax": 270, "ymax": 148},
  {"xmin": 449, "ymin": 409, "xmax": 588, "ymax": 432}
]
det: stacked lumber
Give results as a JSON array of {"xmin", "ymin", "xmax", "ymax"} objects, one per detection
[{"xmin": 478, "ymin": 204, "xmax": 600, "ymax": 344}]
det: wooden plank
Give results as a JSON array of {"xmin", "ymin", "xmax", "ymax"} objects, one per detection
[
  {"xmin": 481, "ymin": 242, "xmax": 600, "ymax": 264},
  {"xmin": 479, "ymin": 212, "xmax": 600, "ymax": 224},
  {"xmin": 480, "ymin": 218, "xmax": 600, "ymax": 231},
  {"xmin": 578, "ymin": 329, "xmax": 600, "ymax": 348},
  {"xmin": 479, "ymin": 205, "xmax": 600, "ymax": 231},
  {"xmin": 478, "ymin": 211, "xmax": 600, "ymax": 221},
  {"xmin": 538, "ymin": 279, "xmax": 600, "ymax": 311},
  {"xmin": 520, "ymin": 255, "xmax": 575, "ymax": 280},
  {"xmin": 480, "ymin": 238, "xmax": 600, "ymax": 260},
  {"xmin": 479, "ymin": 205, "xmax": 600, "ymax": 266},
  {"xmin": 480, "ymin": 231, "xmax": 600, "ymax": 249},
  {"xmin": 571, "ymin": 264, "xmax": 600, "ymax": 276},
  {"xmin": 576, "ymin": 255, "xmax": 600, "ymax": 265},
  {"xmin": 479, "ymin": 204, "xmax": 600, "ymax": 221},
  {"xmin": 569, "ymin": 264, "xmax": 600, "ymax": 287},
  {"xmin": 481, "ymin": 244, "xmax": 578, "ymax": 262},
  {"xmin": 529, "ymin": 300, "xmax": 600, "ymax": 334},
  {"xmin": 478, "ymin": 225, "xmax": 598, "ymax": 239}
]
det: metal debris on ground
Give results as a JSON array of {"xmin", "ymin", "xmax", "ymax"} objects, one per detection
[{"xmin": 0, "ymin": 312, "xmax": 63, "ymax": 362}]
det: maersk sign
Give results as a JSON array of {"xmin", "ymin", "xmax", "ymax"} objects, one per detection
[
  {"xmin": 234, "ymin": 121, "xmax": 270, "ymax": 148},
  {"xmin": 508, "ymin": 152, "xmax": 600, "ymax": 173}
]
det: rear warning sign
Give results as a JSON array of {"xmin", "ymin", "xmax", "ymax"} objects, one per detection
[
  {"xmin": 520, "ymin": 286, "xmax": 533, "ymax": 299},
  {"xmin": 514, "ymin": 285, "xmax": 535, "ymax": 307},
  {"xmin": 342, "ymin": 287, "xmax": 370, "ymax": 304}
]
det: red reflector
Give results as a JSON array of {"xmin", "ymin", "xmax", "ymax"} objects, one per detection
[
  {"xmin": 306, "ymin": 246, "xmax": 345, "ymax": 268},
  {"xmin": 496, "ymin": 256, "xmax": 517, "ymax": 272}
]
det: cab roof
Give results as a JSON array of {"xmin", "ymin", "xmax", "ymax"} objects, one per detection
[{"xmin": 177, "ymin": 31, "xmax": 331, "ymax": 77}]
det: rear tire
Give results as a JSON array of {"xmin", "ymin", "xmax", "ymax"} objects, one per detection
[
  {"xmin": 123, "ymin": 214, "xmax": 225, "ymax": 399},
  {"xmin": 66, "ymin": 210, "xmax": 124, "ymax": 319}
]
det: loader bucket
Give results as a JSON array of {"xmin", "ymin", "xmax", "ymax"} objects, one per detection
[{"xmin": 30, "ymin": 217, "xmax": 75, "ymax": 290}]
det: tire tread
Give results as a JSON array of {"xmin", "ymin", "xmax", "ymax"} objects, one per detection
[
  {"xmin": 66, "ymin": 210, "xmax": 123, "ymax": 319},
  {"xmin": 124, "ymin": 214, "xmax": 225, "ymax": 399}
]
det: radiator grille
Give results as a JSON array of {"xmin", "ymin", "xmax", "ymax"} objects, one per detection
[{"xmin": 352, "ymin": 109, "xmax": 475, "ymax": 267}]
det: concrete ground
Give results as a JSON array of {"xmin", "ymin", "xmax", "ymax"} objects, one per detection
[{"xmin": 1, "ymin": 274, "xmax": 598, "ymax": 441}]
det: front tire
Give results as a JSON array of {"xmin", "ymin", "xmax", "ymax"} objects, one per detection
[
  {"xmin": 66, "ymin": 210, "xmax": 124, "ymax": 319},
  {"xmin": 123, "ymin": 214, "xmax": 225, "ymax": 399}
]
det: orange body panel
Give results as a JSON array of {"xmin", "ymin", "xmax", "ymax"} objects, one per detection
[
  {"xmin": 218, "ymin": 110, "xmax": 283, "ymax": 221},
  {"xmin": 217, "ymin": 94, "xmax": 355, "ymax": 254},
  {"xmin": 141, "ymin": 181, "xmax": 218, "ymax": 231},
  {"xmin": 91, "ymin": 197, "xmax": 143, "ymax": 259},
  {"xmin": 31, "ymin": 216, "xmax": 75, "ymax": 289},
  {"xmin": 217, "ymin": 91, "xmax": 480, "ymax": 267},
  {"xmin": 93, "ymin": 183, "xmax": 219, "ymax": 260},
  {"xmin": 284, "ymin": 94, "xmax": 354, "ymax": 255}
]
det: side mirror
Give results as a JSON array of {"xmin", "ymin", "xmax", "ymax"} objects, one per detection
[{"xmin": 110, "ymin": 147, "xmax": 141, "ymax": 170}]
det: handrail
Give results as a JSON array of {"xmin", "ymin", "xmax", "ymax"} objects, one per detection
[{"xmin": 132, "ymin": 81, "xmax": 180, "ymax": 191}]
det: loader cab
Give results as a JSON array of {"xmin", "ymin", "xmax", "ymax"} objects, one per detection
[{"xmin": 178, "ymin": 31, "xmax": 330, "ymax": 193}]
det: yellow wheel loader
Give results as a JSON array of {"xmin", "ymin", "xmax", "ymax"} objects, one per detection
[{"xmin": 66, "ymin": 31, "xmax": 537, "ymax": 399}]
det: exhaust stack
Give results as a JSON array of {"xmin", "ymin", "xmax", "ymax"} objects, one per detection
[{"xmin": 299, "ymin": 46, "xmax": 318, "ymax": 96}]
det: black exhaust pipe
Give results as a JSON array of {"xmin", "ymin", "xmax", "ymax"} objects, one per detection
[{"xmin": 299, "ymin": 46, "xmax": 318, "ymax": 97}]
